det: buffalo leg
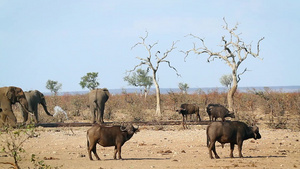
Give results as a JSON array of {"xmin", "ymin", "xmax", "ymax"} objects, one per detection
[
  {"xmin": 117, "ymin": 145, "xmax": 122, "ymax": 159},
  {"xmin": 182, "ymin": 115, "xmax": 186, "ymax": 129},
  {"xmin": 113, "ymin": 146, "xmax": 117, "ymax": 159},
  {"xmin": 88, "ymin": 140, "xmax": 100, "ymax": 160},
  {"xmin": 92, "ymin": 145, "xmax": 100, "ymax": 160},
  {"xmin": 208, "ymin": 140, "xmax": 220, "ymax": 159},
  {"xmin": 88, "ymin": 146, "xmax": 93, "ymax": 160},
  {"xmin": 230, "ymin": 143, "xmax": 235, "ymax": 158},
  {"xmin": 114, "ymin": 145, "xmax": 122, "ymax": 160},
  {"xmin": 237, "ymin": 141, "xmax": 244, "ymax": 158},
  {"xmin": 197, "ymin": 113, "xmax": 201, "ymax": 121}
]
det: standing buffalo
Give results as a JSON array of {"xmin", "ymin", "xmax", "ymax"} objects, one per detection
[
  {"xmin": 206, "ymin": 104, "xmax": 235, "ymax": 121},
  {"xmin": 87, "ymin": 123, "xmax": 139, "ymax": 160},
  {"xmin": 206, "ymin": 121, "xmax": 261, "ymax": 159},
  {"xmin": 176, "ymin": 103, "xmax": 201, "ymax": 129},
  {"xmin": 88, "ymin": 88, "xmax": 109, "ymax": 124}
]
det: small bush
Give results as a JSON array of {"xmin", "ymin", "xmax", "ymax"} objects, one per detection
[{"xmin": 0, "ymin": 124, "xmax": 38, "ymax": 169}]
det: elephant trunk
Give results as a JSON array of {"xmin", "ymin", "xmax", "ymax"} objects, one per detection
[{"xmin": 41, "ymin": 103, "xmax": 53, "ymax": 116}]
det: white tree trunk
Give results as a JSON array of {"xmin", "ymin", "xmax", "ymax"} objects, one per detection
[
  {"xmin": 228, "ymin": 70, "xmax": 238, "ymax": 112},
  {"xmin": 152, "ymin": 72, "xmax": 161, "ymax": 117}
]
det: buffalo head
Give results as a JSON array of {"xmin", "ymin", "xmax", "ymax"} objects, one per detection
[
  {"xmin": 120, "ymin": 123, "xmax": 139, "ymax": 135},
  {"xmin": 251, "ymin": 126, "xmax": 261, "ymax": 140}
]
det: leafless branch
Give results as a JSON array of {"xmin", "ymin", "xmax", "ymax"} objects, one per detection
[
  {"xmin": 126, "ymin": 61, "xmax": 147, "ymax": 73},
  {"xmin": 237, "ymin": 68, "xmax": 249, "ymax": 83},
  {"xmin": 129, "ymin": 31, "xmax": 180, "ymax": 79}
]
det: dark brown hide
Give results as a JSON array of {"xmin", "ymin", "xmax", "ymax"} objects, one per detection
[
  {"xmin": 206, "ymin": 121, "xmax": 261, "ymax": 159},
  {"xmin": 176, "ymin": 104, "xmax": 201, "ymax": 129},
  {"xmin": 87, "ymin": 123, "xmax": 139, "ymax": 160},
  {"xmin": 206, "ymin": 104, "xmax": 235, "ymax": 121}
]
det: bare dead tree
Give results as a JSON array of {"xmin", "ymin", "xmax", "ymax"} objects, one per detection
[
  {"xmin": 184, "ymin": 18, "xmax": 264, "ymax": 111},
  {"xmin": 129, "ymin": 31, "xmax": 180, "ymax": 117}
]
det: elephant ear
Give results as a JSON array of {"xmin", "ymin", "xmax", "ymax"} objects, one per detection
[
  {"xmin": 6, "ymin": 87, "xmax": 16, "ymax": 103},
  {"xmin": 38, "ymin": 90, "xmax": 45, "ymax": 99}
]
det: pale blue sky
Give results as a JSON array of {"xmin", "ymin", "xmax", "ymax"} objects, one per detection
[{"xmin": 1, "ymin": 0, "xmax": 299, "ymax": 93}]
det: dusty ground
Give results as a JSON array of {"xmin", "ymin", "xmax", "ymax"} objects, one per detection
[{"xmin": 1, "ymin": 124, "xmax": 300, "ymax": 169}]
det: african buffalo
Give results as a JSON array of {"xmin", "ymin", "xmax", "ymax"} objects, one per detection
[
  {"xmin": 206, "ymin": 121, "xmax": 261, "ymax": 159},
  {"xmin": 87, "ymin": 123, "xmax": 139, "ymax": 160},
  {"xmin": 176, "ymin": 103, "xmax": 201, "ymax": 129},
  {"xmin": 206, "ymin": 104, "xmax": 235, "ymax": 121}
]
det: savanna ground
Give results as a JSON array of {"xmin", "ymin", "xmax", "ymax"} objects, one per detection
[{"xmin": 1, "ymin": 88, "xmax": 300, "ymax": 168}]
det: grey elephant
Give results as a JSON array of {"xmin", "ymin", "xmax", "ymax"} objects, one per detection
[
  {"xmin": 20, "ymin": 90, "xmax": 53, "ymax": 124},
  {"xmin": 88, "ymin": 88, "xmax": 109, "ymax": 124},
  {"xmin": 0, "ymin": 86, "xmax": 31, "ymax": 127}
]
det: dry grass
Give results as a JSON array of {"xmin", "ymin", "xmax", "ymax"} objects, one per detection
[{"xmin": 12, "ymin": 89, "xmax": 300, "ymax": 130}]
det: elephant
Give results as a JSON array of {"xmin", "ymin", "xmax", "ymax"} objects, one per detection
[
  {"xmin": 0, "ymin": 86, "xmax": 31, "ymax": 127},
  {"xmin": 20, "ymin": 90, "xmax": 53, "ymax": 124},
  {"xmin": 88, "ymin": 88, "xmax": 110, "ymax": 124}
]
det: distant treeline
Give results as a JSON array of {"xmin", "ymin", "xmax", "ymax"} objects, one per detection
[{"xmin": 44, "ymin": 86, "xmax": 300, "ymax": 96}]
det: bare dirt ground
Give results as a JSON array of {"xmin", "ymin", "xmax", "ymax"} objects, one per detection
[{"xmin": 1, "ymin": 124, "xmax": 300, "ymax": 169}]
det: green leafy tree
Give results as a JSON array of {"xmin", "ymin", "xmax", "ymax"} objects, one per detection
[
  {"xmin": 124, "ymin": 69, "xmax": 153, "ymax": 98},
  {"xmin": 178, "ymin": 82, "xmax": 189, "ymax": 94},
  {"xmin": 220, "ymin": 74, "xmax": 233, "ymax": 89},
  {"xmin": 46, "ymin": 80, "xmax": 62, "ymax": 95},
  {"xmin": 79, "ymin": 72, "xmax": 100, "ymax": 90}
]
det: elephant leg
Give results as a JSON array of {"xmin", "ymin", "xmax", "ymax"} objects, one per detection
[
  {"xmin": 96, "ymin": 108, "xmax": 101, "ymax": 123},
  {"xmin": 0, "ymin": 114, "xmax": 6, "ymax": 126},
  {"xmin": 92, "ymin": 110, "xmax": 96, "ymax": 123},
  {"xmin": 100, "ymin": 112, "xmax": 104, "ymax": 123},
  {"xmin": 100, "ymin": 106, "xmax": 105, "ymax": 123},
  {"xmin": 1, "ymin": 109, "xmax": 17, "ymax": 127},
  {"xmin": 92, "ymin": 109, "xmax": 96, "ymax": 123},
  {"xmin": 21, "ymin": 109, "xmax": 28, "ymax": 124},
  {"xmin": 33, "ymin": 107, "xmax": 39, "ymax": 123}
]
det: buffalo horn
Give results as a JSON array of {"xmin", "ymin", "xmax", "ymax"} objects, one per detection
[{"xmin": 120, "ymin": 126, "xmax": 127, "ymax": 132}]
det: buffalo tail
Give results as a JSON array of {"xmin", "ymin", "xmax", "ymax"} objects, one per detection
[
  {"xmin": 206, "ymin": 126, "xmax": 210, "ymax": 147},
  {"xmin": 86, "ymin": 132, "xmax": 90, "ymax": 150}
]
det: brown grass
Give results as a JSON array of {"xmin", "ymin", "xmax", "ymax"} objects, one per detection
[{"xmin": 12, "ymin": 89, "xmax": 300, "ymax": 130}]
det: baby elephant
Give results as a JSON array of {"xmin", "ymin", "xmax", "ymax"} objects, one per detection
[
  {"xmin": 207, "ymin": 121, "xmax": 261, "ymax": 159},
  {"xmin": 87, "ymin": 123, "xmax": 139, "ymax": 160}
]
